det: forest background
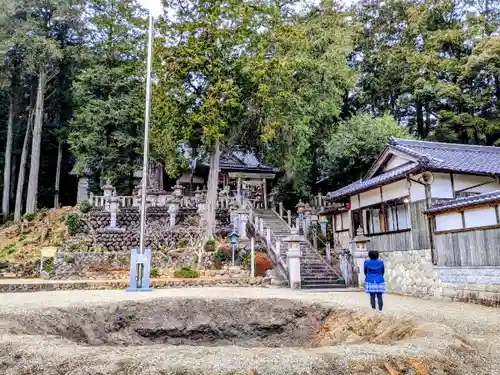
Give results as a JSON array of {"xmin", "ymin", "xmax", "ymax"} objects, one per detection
[{"xmin": 0, "ymin": 0, "xmax": 499, "ymax": 222}]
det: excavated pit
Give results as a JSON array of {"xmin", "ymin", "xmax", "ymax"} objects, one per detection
[
  {"xmin": 0, "ymin": 297, "xmax": 487, "ymax": 375},
  {"xmin": 4, "ymin": 298, "xmax": 417, "ymax": 347}
]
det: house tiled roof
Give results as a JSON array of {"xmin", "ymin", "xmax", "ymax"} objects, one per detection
[
  {"xmin": 425, "ymin": 190, "xmax": 500, "ymax": 214},
  {"xmin": 388, "ymin": 138, "xmax": 500, "ymax": 175},
  {"xmin": 327, "ymin": 162, "xmax": 420, "ymax": 200},
  {"xmin": 328, "ymin": 138, "xmax": 500, "ymax": 200}
]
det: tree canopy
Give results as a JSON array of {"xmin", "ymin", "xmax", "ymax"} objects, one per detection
[{"xmin": 0, "ymin": 0, "xmax": 499, "ymax": 221}]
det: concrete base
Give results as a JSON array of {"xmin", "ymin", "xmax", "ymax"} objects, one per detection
[{"xmin": 126, "ymin": 288, "xmax": 153, "ymax": 292}]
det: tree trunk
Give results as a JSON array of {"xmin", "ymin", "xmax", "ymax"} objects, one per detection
[
  {"xmin": 14, "ymin": 109, "xmax": 34, "ymax": 222},
  {"xmin": 416, "ymin": 101, "xmax": 424, "ymax": 137},
  {"xmin": 204, "ymin": 139, "xmax": 221, "ymax": 240},
  {"xmin": 53, "ymin": 140, "xmax": 63, "ymax": 208},
  {"xmin": 2, "ymin": 99, "xmax": 14, "ymax": 221},
  {"xmin": 26, "ymin": 70, "xmax": 47, "ymax": 214}
]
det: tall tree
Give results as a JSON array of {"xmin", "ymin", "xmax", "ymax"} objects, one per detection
[
  {"xmin": 153, "ymin": 1, "xmax": 354, "ymax": 237},
  {"xmin": 68, "ymin": 0, "xmax": 147, "ymax": 194}
]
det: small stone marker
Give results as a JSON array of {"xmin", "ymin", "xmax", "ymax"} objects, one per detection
[{"xmin": 126, "ymin": 248, "xmax": 152, "ymax": 292}]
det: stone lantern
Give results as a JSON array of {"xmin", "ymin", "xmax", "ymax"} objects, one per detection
[
  {"xmin": 295, "ymin": 200, "xmax": 305, "ymax": 232},
  {"xmin": 194, "ymin": 186, "xmax": 201, "ymax": 200},
  {"xmin": 283, "ymin": 229, "xmax": 305, "ymax": 290},
  {"xmin": 102, "ymin": 180, "xmax": 114, "ymax": 211},
  {"xmin": 303, "ymin": 203, "xmax": 313, "ymax": 234},
  {"xmin": 173, "ymin": 180, "xmax": 184, "ymax": 199},
  {"xmin": 351, "ymin": 226, "xmax": 371, "ymax": 286},
  {"xmin": 230, "ymin": 230, "xmax": 239, "ymax": 266},
  {"xmin": 107, "ymin": 191, "xmax": 125, "ymax": 233}
]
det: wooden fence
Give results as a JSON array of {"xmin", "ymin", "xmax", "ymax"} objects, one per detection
[{"xmin": 435, "ymin": 227, "xmax": 500, "ymax": 267}]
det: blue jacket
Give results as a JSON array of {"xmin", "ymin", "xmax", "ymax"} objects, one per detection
[{"xmin": 364, "ymin": 259, "xmax": 385, "ymax": 284}]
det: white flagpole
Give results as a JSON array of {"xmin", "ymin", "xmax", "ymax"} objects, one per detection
[{"xmin": 139, "ymin": 12, "xmax": 154, "ymax": 254}]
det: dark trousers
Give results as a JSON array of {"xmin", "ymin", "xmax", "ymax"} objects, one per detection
[{"xmin": 369, "ymin": 292, "xmax": 383, "ymax": 311}]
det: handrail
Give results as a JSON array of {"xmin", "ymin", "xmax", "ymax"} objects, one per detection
[
  {"xmin": 271, "ymin": 207, "xmax": 294, "ymax": 232},
  {"xmin": 303, "ymin": 225, "xmax": 342, "ymax": 279}
]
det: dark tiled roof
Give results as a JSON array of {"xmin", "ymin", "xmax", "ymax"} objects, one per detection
[
  {"xmin": 218, "ymin": 151, "xmax": 279, "ymax": 173},
  {"xmin": 327, "ymin": 162, "xmax": 420, "ymax": 200},
  {"xmin": 388, "ymin": 138, "xmax": 500, "ymax": 175},
  {"xmin": 425, "ymin": 190, "xmax": 500, "ymax": 214},
  {"xmin": 328, "ymin": 138, "xmax": 500, "ymax": 200}
]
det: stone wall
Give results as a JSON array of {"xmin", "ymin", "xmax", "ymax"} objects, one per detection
[
  {"xmin": 67, "ymin": 208, "xmax": 231, "ymax": 252},
  {"xmin": 380, "ymin": 249, "xmax": 443, "ymax": 298},
  {"xmin": 380, "ymin": 250, "xmax": 500, "ymax": 306},
  {"xmin": 439, "ymin": 267, "xmax": 500, "ymax": 307}
]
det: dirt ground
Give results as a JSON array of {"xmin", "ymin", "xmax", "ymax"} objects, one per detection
[{"xmin": 0, "ymin": 288, "xmax": 498, "ymax": 375}]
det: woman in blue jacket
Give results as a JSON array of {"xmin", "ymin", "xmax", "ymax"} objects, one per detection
[{"xmin": 364, "ymin": 250, "xmax": 385, "ymax": 311}]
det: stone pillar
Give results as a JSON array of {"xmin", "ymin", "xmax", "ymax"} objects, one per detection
[
  {"xmin": 238, "ymin": 208, "xmax": 249, "ymax": 240},
  {"xmin": 168, "ymin": 198, "xmax": 180, "ymax": 227},
  {"xmin": 283, "ymin": 230, "xmax": 304, "ymax": 290},
  {"xmin": 351, "ymin": 226, "xmax": 370, "ymax": 286},
  {"xmin": 295, "ymin": 200, "xmax": 305, "ymax": 234},
  {"xmin": 263, "ymin": 178, "xmax": 268, "ymax": 209},
  {"xmin": 229, "ymin": 200, "xmax": 238, "ymax": 229},
  {"xmin": 77, "ymin": 177, "xmax": 90, "ymax": 203},
  {"xmin": 109, "ymin": 194, "xmax": 119, "ymax": 228}
]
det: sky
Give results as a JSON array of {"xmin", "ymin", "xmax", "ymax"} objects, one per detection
[{"xmin": 137, "ymin": 0, "xmax": 163, "ymax": 17}]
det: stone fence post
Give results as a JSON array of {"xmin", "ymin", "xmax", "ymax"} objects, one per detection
[{"xmin": 351, "ymin": 226, "xmax": 370, "ymax": 286}]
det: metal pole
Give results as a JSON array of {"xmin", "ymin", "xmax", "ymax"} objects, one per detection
[{"xmin": 139, "ymin": 13, "xmax": 154, "ymax": 255}]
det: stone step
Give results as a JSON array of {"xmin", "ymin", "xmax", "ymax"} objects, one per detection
[{"xmin": 301, "ymin": 283, "xmax": 346, "ymax": 289}]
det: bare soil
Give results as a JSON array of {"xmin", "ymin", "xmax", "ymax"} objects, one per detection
[{"xmin": 0, "ymin": 296, "xmax": 492, "ymax": 375}]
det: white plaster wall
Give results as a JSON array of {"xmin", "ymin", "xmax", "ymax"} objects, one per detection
[
  {"xmin": 335, "ymin": 213, "xmax": 342, "ymax": 231},
  {"xmin": 464, "ymin": 207, "xmax": 498, "ymax": 228},
  {"xmin": 430, "ymin": 173, "xmax": 454, "ymax": 199},
  {"xmin": 436, "ymin": 212, "xmax": 463, "ymax": 231},
  {"xmin": 409, "ymin": 174, "xmax": 426, "ymax": 201},
  {"xmin": 341, "ymin": 212, "xmax": 350, "ymax": 230},
  {"xmin": 453, "ymin": 174, "xmax": 500, "ymax": 194},
  {"xmin": 382, "ymin": 179, "xmax": 408, "ymax": 201},
  {"xmin": 359, "ymin": 188, "xmax": 381, "ymax": 208},
  {"xmin": 383, "ymin": 155, "xmax": 411, "ymax": 171},
  {"xmin": 350, "ymin": 195, "xmax": 360, "ymax": 210}
]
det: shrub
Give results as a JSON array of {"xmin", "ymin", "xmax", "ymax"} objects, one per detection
[
  {"xmin": 178, "ymin": 238, "xmax": 187, "ymax": 248},
  {"xmin": 23, "ymin": 212, "xmax": 36, "ymax": 222},
  {"xmin": 0, "ymin": 245, "xmax": 17, "ymax": 258},
  {"xmin": 217, "ymin": 242, "xmax": 232, "ymax": 258},
  {"xmin": 244, "ymin": 252, "xmax": 273, "ymax": 276},
  {"xmin": 205, "ymin": 239, "xmax": 216, "ymax": 251},
  {"xmin": 150, "ymin": 268, "xmax": 161, "ymax": 278},
  {"xmin": 65, "ymin": 213, "xmax": 81, "ymax": 236},
  {"xmin": 173, "ymin": 267, "xmax": 199, "ymax": 278},
  {"xmin": 77, "ymin": 200, "xmax": 92, "ymax": 214},
  {"xmin": 212, "ymin": 250, "xmax": 227, "ymax": 262},
  {"xmin": 42, "ymin": 258, "xmax": 53, "ymax": 273},
  {"xmin": 255, "ymin": 253, "xmax": 273, "ymax": 276}
]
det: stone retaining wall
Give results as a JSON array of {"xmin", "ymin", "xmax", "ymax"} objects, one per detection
[
  {"xmin": 380, "ymin": 250, "xmax": 500, "ymax": 306},
  {"xmin": 380, "ymin": 249, "xmax": 442, "ymax": 298},
  {"xmin": 0, "ymin": 277, "xmax": 269, "ymax": 293}
]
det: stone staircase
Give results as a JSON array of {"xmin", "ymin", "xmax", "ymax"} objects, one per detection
[{"xmin": 254, "ymin": 209, "xmax": 345, "ymax": 289}]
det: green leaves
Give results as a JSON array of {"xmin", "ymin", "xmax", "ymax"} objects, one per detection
[{"xmin": 320, "ymin": 114, "xmax": 411, "ymax": 184}]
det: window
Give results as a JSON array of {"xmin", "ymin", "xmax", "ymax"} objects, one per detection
[
  {"xmin": 361, "ymin": 198, "xmax": 410, "ymax": 234},
  {"xmin": 334, "ymin": 211, "xmax": 350, "ymax": 231}
]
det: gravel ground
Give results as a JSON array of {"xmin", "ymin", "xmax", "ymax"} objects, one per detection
[{"xmin": 0, "ymin": 287, "xmax": 499, "ymax": 375}]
